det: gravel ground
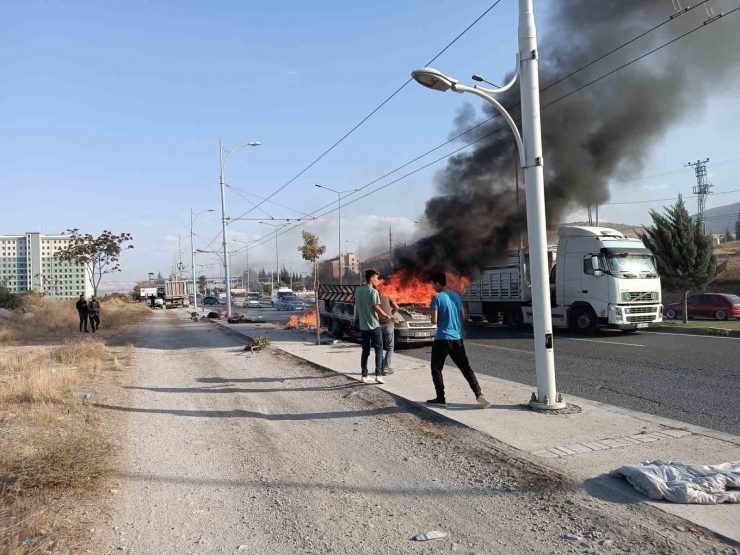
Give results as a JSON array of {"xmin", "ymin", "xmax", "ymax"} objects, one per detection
[{"xmin": 101, "ymin": 311, "xmax": 738, "ymax": 555}]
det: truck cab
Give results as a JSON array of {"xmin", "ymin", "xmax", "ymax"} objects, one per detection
[{"xmin": 552, "ymin": 226, "xmax": 662, "ymax": 332}]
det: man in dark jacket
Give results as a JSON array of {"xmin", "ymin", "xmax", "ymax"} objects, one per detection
[
  {"xmin": 76, "ymin": 295, "xmax": 89, "ymax": 333},
  {"xmin": 88, "ymin": 296, "xmax": 101, "ymax": 333}
]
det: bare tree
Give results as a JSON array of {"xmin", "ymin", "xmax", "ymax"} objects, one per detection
[{"xmin": 58, "ymin": 229, "xmax": 134, "ymax": 296}]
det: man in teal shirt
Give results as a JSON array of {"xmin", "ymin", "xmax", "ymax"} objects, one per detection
[
  {"xmin": 427, "ymin": 271, "xmax": 490, "ymax": 409},
  {"xmin": 355, "ymin": 269, "xmax": 390, "ymax": 384}
]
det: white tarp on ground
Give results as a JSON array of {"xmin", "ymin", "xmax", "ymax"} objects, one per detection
[{"xmin": 611, "ymin": 460, "xmax": 740, "ymax": 504}]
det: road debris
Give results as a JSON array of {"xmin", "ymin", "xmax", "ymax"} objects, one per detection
[{"xmin": 411, "ymin": 531, "xmax": 447, "ymax": 541}]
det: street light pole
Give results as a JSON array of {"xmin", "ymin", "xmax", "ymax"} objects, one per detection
[
  {"xmin": 409, "ymin": 0, "xmax": 563, "ymax": 410},
  {"xmin": 191, "ymin": 208, "xmax": 214, "ymax": 309},
  {"xmin": 259, "ymin": 222, "xmax": 281, "ymax": 298},
  {"xmin": 517, "ymin": 0, "xmax": 559, "ymax": 410},
  {"xmin": 219, "ymin": 138, "xmax": 261, "ymax": 318},
  {"xmin": 315, "ymin": 184, "xmax": 358, "ymax": 285}
]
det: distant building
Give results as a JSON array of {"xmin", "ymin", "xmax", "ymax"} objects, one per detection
[
  {"xmin": 0, "ymin": 232, "xmax": 93, "ymax": 298},
  {"xmin": 324, "ymin": 253, "xmax": 360, "ymax": 279}
]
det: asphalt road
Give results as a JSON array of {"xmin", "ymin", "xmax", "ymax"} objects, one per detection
[{"xmin": 398, "ymin": 325, "xmax": 740, "ymax": 436}]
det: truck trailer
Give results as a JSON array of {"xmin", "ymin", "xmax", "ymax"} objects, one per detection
[
  {"xmin": 318, "ymin": 284, "xmax": 437, "ymax": 343},
  {"xmin": 163, "ymin": 280, "xmax": 190, "ymax": 309},
  {"xmin": 462, "ymin": 226, "xmax": 663, "ymax": 333}
]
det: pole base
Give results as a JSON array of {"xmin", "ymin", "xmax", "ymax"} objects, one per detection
[{"xmin": 528, "ymin": 391, "xmax": 567, "ymax": 411}]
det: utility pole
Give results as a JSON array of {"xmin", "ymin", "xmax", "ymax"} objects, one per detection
[
  {"xmin": 687, "ymin": 158, "xmax": 712, "ymax": 234},
  {"xmin": 389, "ymin": 226, "xmax": 394, "ymax": 261}
]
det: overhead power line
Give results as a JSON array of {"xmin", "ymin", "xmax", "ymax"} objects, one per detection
[
  {"xmin": 229, "ymin": 0, "xmax": 506, "ymax": 223},
  {"xmin": 239, "ymin": 4, "xmax": 740, "ymax": 253}
]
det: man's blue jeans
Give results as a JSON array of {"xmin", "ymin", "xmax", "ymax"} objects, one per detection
[
  {"xmin": 360, "ymin": 327, "xmax": 383, "ymax": 377},
  {"xmin": 381, "ymin": 322, "xmax": 394, "ymax": 372}
]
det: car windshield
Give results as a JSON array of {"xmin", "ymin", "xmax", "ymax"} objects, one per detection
[
  {"xmin": 283, "ymin": 296, "xmax": 299, "ymax": 302},
  {"xmin": 605, "ymin": 254, "xmax": 657, "ymax": 278},
  {"xmin": 247, "ymin": 293, "xmax": 260, "ymax": 299}
]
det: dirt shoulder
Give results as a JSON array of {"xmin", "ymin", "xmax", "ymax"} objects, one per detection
[
  {"xmin": 106, "ymin": 310, "xmax": 737, "ymax": 555},
  {"xmin": 0, "ymin": 300, "xmax": 148, "ymax": 555}
]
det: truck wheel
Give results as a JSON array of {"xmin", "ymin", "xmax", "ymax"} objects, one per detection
[
  {"xmin": 571, "ymin": 307, "xmax": 596, "ymax": 335},
  {"xmin": 504, "ymin": 306, "xmax": 523, "ymax": 328},
  {"xmin": 331, "ymin": 320, "xmax": 344, "ymax": 339}
]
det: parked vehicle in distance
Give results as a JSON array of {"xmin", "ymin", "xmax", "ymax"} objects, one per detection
[
  {"xmin": 202, "ymin": 296, "xmax": 219, "ymax": 306},
  {"xmin": 271, "ymin": 287, "xmax": 295, "ymax": 307},
  {"xmin": 275, "ymin": 295, "xmax": 305, "ymax": 311},
  {"xmin": 218, "ymin": 292, "xmax": 227, "ymax": 304},
  {"xmin": 246, "ymin": 292, "xmax": 262, "ymax": 308},
  {"xmin": 153, "ymin": 297, "xmax": 165, "ymax": 309},
  {"xmin": 304, "ymin": 294, "xmax": 316, "ymax": 305},
  {"xmin": 665, "ymin": 293, "xmax": 740, "ymax": 321}
]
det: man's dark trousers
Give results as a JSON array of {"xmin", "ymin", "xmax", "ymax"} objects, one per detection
[
  {"xmin": 430, "ymin": 339, "xmax": 482, "ymax": 401},
  {"xmin": 360, "ymin": 327, "xmax": 383, "ymax": 377},
  {"xmin": 78, "ymin": 311, "xmax": 89, "ymax": 332}
]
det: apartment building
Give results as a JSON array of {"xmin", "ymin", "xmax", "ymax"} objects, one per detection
[{"xmin": 0, "ymin": 233, "xmax": 94, "ymax": 299}]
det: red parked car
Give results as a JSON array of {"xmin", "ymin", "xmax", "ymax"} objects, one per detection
[{"xmin": 665, "ymin": 293, "xmax": 740, "ymax": 321}]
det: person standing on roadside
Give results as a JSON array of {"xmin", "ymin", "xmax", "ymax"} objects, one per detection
[
  {"xmin": 355, "ymin": 269, "xmax": 390, "ymax": 384},
  {"xmin": 76, "ymin": 294, "xmax": 89, "ymax": 333},
  {"xmin": 427, "ymin": 271, "xmax": 490, "ymax": 409},
  {"xmin": 376, "ymin": 289, "xmax": 398, "ymax": 376},
  {"xmin": 88, "ymin": 295, "xmax": 101, "ymax": 333}
]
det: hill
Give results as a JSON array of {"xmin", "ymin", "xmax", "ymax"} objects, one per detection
[{"xmin": 693, "ymin": 201, "xmax": 740, "ymax": 235}]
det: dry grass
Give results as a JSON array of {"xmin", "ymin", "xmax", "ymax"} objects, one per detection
[
  {"xmin": 0, "ymin": 297, "xmax": 149, "ymax": 346},
  {"xmin": 0, "ymin": 338, "xmax": 124, "ymax": 555}
]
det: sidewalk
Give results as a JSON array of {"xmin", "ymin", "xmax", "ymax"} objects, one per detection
[{"xmin": 213, "ymin": 317, "xmax": 740, "ymax": 543}]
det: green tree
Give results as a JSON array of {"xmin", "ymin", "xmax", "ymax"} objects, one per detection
[
  {"xmin": 132, "ymin": 283, "xmax": 141, "ymax": 301},
  {"xmin": 198, "ymin": 275, "xmax": 208, "ymax": 296},
  {"xmin": 0, "ymin": 279, "xmax": 25, "ymax": 310},
  {"xmin": 641, "ymin": 195, "xmax": 725, "ymax": 324},
  {"xmin": 58, "ymin": 229, "xmax": 134, "ymax": 296},
  {"xmin": 298, "ymin": 231, "xmax": 326, "ymax": 345},
  {"xmin": 725, "ymin": 229, "xmax": 734, "ymax": 243}
]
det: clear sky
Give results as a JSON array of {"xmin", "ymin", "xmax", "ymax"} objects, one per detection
[{"xmin": 2, "ymin": 0, "xmax": 739, "ymax": 289}]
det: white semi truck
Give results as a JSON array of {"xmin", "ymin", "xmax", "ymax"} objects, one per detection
[{"xmin": 462, "ymin": 226, "xmax": 663, "ymax": 333}]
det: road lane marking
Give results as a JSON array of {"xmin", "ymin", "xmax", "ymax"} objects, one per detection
[
  {"xmin": 522, "ymin": 334, "xmax": 643, "ymax": 347},
  {"xmin": 466, "ymin": 341, "xmax": 534, "ymax": 355}
]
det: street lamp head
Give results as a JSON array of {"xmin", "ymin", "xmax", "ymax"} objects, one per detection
[
  {"xmin": 206, "ymin": 209, "xmax": 215, "ymax": 212},
  {"xmin": 314, "ymin": 183, "xmax": 323, "ymax": 189},
  {"xmin": 411, "ymin": 67, "xmax": 458, "ymax": 92},
  {"xmin": 248, "ymin": 142, "xmax": 261, "ymax": 147}
]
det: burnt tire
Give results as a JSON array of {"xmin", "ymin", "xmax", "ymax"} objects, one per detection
[
  {"xmin": 571, "ymin": 307, "xmax": 596, "ymax": 335},
  {"xmin": 330, "ymin": 320, "xmax": 344, "ymax": 339}
]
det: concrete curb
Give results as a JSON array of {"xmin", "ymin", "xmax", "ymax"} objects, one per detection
[{"xmin": 649, "ymin": 325, "xmax": 740, "ymax": 338}]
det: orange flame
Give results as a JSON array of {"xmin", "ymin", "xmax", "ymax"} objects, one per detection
[
  {"xmin": 286, "ymin": 311, "xmax": 318, "ymax": 329},
  {"xmin": 376, "ymin": 270, "xmax": 470, "ymax": 306}
]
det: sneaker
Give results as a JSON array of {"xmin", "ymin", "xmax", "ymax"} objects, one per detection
[
  {"xmin": 361, "ymin": 376, "xmax": 374, "ymax": 384},
  {"xmin": 426, "ymin": 398, "xmax": 447, "ymax": 408},
  {"xmin": 476, "ymin": 394, "xmax": 491, "ymax": 409},
  {"xmin": 375, "ymin": 375, "xmax": 385, "ymax": 384},
  {"xmin": 381, "ymin": 368, "xmax": 394, "ymax": 376}
]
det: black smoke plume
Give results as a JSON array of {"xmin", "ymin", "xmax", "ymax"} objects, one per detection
[{"xmin": 397, "ymin": 0, "xmax": 739, "ymax": 280}]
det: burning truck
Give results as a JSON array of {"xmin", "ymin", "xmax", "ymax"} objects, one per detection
[{"xmin": 318, "ymin": 273, "xmax": 442, "ymax": 343}]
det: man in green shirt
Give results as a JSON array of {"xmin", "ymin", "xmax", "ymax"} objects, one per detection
[{"xmin": 355, "ymin": 269, "xmax": 390, "ymax": 384}]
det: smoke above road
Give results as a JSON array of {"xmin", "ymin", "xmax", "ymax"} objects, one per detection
[{"xmin": 397, "ymin": 0, "xmax": 740, "ymax": 280}]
